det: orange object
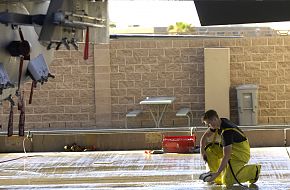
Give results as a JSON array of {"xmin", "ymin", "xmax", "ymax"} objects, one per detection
[
  {"xmin": 162, "ymin": 135, "xmax": 196, "ymax": 153},
  {"xmin": 144, "ymin": 150, "xmax": 152, "ymax": 154}
]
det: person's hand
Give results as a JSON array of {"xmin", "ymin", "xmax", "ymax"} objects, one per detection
[{"xmin": 204, "ymin": 172, "xmax": 219, "ymax": 182}]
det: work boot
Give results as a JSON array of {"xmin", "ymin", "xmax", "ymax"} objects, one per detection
[{"xmin": 248, "ymin": 183, "xmax": 259, "ymax": 189}]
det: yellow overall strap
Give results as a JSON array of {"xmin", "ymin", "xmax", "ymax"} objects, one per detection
[
  {"xmin": 212, "ymin": 129, "xmax": 218, "ymax": 143},
  {"xmin": 210, "ymin": 129, "xmax": 223, "ymax": 147},
  {"xmin": 221, "ymin": 128, "xmax": 247, "ymax": 139},
  {"xmin": 221, "ymin": 128, "xmax": 249, "ymax": 188}
]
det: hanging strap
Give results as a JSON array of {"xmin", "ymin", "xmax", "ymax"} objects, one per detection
[
  {"xmin": 0, "ymin": 104, "xmax": 2, "ymax": 129},
  {"xmin": 29, "ymin": 80, "xmax": 37, "ymax": 104},
  {"xmin": 17, "ymin": 27, "xmax": 30, "ymax": 92},
  {"xmin": 7, "ymin": 103, "xmax": 13, "ymax": 137},
  {"xmin": 18, "ymin": 91, "xmax": 25, "ymax": 136},
  {"xmin": 83, "ymin": 26, "xmax": 89, "ymax": 60},
  {"xmin": 18, "ymin": 56, "xmax": 24, "ymax": 92}
]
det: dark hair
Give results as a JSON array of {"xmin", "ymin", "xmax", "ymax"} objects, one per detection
[{"xmin": 203, "ymin": 109, "xmax": 219, "ymax": 121}]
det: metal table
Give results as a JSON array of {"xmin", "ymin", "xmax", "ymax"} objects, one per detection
[{"xmin": 140, "ymin": 96, "xmax": 176, "ymax": 128}]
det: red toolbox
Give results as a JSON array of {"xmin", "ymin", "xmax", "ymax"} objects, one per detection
[{"xmin": 162, "ymin": 135, "xmax": 196, "ymax": 153}]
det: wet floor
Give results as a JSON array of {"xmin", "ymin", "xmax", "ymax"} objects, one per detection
[{"xmin": 0, "ymin": 147, "xmax": 289, "ymax": 189}]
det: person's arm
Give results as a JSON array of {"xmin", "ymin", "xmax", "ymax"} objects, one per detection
[
  {"xmin": 207, "ymin": 144, "xmax": 232, "ymax": 182},
  {"xmin": 200, "ymin": 128, "xmax": 214, "ymax": 161}
]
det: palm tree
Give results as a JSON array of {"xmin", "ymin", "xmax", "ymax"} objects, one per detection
[
  {"xmin": 167, "ymin": 22, "xmax": 195, "ymax": 34},
  {"xmin": 109, "ymin": 22, "xmax": 117, "ymax": 28}
]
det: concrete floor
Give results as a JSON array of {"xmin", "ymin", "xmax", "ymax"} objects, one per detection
[{"xmin": 0, "ymin": 147, "xmax": 289, "ymax": 189}]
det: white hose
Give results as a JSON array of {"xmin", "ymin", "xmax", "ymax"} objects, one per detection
[{"xmin": 22, "ymin": 137, "xmax": 28, "ymax": 154}]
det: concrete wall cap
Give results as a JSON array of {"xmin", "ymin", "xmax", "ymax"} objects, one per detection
[{"xmin": 236, "ymin": 84, "xmax": 258, "ymax": 90}]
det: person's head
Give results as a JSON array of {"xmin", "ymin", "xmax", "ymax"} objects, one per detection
[{"xmin": 202, "ymin": 109, "xmax": 220, "ymax": 130}]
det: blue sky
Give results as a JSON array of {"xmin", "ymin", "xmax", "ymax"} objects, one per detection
[{"xmin": 109, "ymin": 0, "xmax": 290, "ymax": 30}]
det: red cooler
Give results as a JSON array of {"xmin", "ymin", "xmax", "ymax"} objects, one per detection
[{"xmin": 162, "ymin": 135, "xmax": 196, "ymax": 153}]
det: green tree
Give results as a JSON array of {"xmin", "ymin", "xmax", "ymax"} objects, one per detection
[
  {"xmin": 109, "ymin": 22, "xmax": 116, "ymax": 28},
  {"xmin": 167, "ymin": 22, "xmax": 195, "ymax": 34}
]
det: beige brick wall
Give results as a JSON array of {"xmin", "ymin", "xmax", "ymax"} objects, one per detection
[
  {"xmin": 111, "ymin": 36, "xmax": 290, "ymax": 127},
  {"xmin": 231, "ymin": 36, "xmax": 290, "ymax": 124},
  {"xmin": 110, "ymin": 39, "xmax": 205, "ymax": 128},
  {"xmin": 2, "ymin": 36, "xmax": 290, "ymax": 132},
  {"xmin": 1, "ymin": 44, "xmax": 99, "ymax": 131}
]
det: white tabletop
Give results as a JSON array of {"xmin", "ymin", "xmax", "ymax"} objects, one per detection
[{"xmin": 140, "ymin": 96, "xmax": 176, "ymax": 105}]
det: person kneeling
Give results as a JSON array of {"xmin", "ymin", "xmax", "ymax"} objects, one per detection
[{"xmin": 199, "ymin": 109, "xmax": 261, "ymax": 187}]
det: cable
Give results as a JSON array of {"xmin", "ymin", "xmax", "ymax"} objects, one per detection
[
  {"xmin": 286, "ymin": 147, "xmax": 290, "ymax": 159},
  {"xmin": 23, "ymin": 137, "xmax": 27, "ymax": 154},
  {"xmin": 0, "ymin": 156, "xmax": 28, "ymax": 164},
  {"xmin": 228, "ymin": 160, "xmax": 248, "ymax": 189},
  {"xmin": 0, "ymin": 136, "xmax": 36, "ymax": 164}
]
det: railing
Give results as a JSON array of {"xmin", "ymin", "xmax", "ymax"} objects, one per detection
[{"xmin": 0, "ymin": 125, "xmax": 289, "ymax": 136}]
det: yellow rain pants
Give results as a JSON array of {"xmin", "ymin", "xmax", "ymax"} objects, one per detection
[{"xmin": 204, "ymin": 128, "xmax": 260, "ymax": 186}]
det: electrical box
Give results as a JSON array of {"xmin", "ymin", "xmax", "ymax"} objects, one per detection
[
  {"xmin": 27, "ymin": 54, "xmax": 50, "ymax": 83},
  {"xmin": 0, "ymin": 64, "xmax": 13, "ymax": 93},
  {"xmin": 236, "ymin": 84, "xmax": 258, "ymax": 126}
]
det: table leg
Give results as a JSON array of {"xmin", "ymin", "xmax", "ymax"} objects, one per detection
[
  {"xmin": 149, "ymin": 109, "xmax": 158, "ymax": 128},
  {"xmin": 148, "ymin": 105, "xmax": 169, "ymax": 128},
  {"xmin": 157, "ymin": 105, "xmax": 168, "ymax": 128}
]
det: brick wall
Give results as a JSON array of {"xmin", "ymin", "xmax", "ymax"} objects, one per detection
[
  {"xmin": 1, "ymin": 44, "xmax": 98, "ymax": 131},
  {"xmin": 110, "ymin": 38, "xmax": 204, "ymax": 128},
  {"xmin": 110, "ymin": 36, "xmax": 290, "ymax": 127},
  {"xmin": 230, "ymin": 36, "xmax": 290, "ymax": 124},
  {"xmin": 1, "ymin": 36, "xmax": 290, "ymax": 132}
]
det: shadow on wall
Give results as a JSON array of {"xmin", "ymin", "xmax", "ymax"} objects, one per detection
[{"xmin": 230, "ymin": 87, "xmax": 239, "ymax": 124}]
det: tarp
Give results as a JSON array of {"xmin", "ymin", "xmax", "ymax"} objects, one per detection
[{"xmin": 194, "ymin": 1, "xmax": 290, "ymax": 26}]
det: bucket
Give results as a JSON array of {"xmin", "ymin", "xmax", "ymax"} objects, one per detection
[{"xmin": 162, "ymin": 135, "xmax": 196, "ymax": 153}]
